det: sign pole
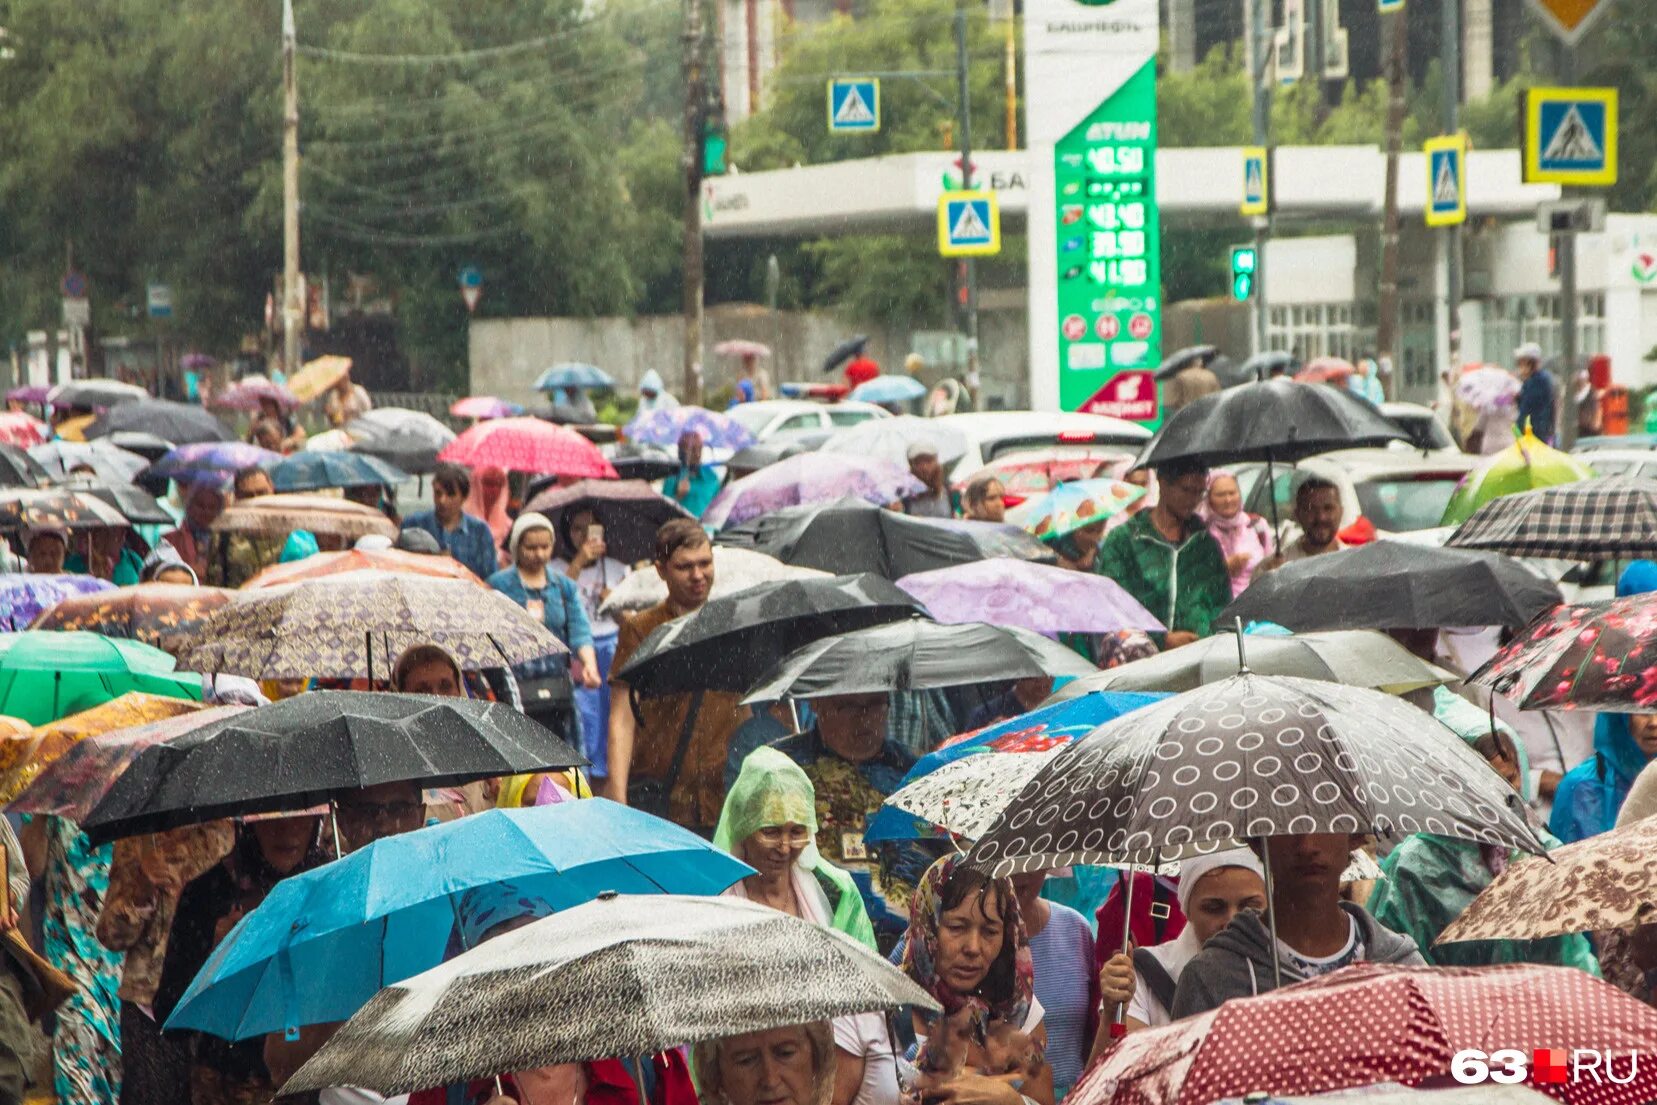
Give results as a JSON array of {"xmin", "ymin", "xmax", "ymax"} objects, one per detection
[
  {"xmin": 1558, "ymin": 48, "xmax": 1578, "ymax": 449},
  {"xmin": 1250, "ymin": 0, "xmax": 1271, "ymax": 361},
  {"xmin": 953, "ymin": 2, "xmax": 980, "ymax": 405}
]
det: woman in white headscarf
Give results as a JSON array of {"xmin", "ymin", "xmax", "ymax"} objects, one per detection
[{"xmin": 1122, "ymin": 848, "xmax": 1267, "ymax": 1031}]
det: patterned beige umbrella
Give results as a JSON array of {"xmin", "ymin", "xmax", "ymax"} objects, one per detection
[
  {"xmin": 1438, "ymin": 816, "xmax": 1657, "ymax": 945},
  {"xmin": 209, "ymin": 493, "xmax": 397, "ymax": 543}
]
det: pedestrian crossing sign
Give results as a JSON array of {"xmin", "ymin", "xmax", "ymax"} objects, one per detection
[
  {"xmin": 1240, "ymin": 146, "xmax": 1269, "ymax": 217},
  {"xmin": 827, "ymin": 79, "xmax": 880, "ymax": 134},
  {"xmin": 937, "ymin": 190, "xmax": 1001, "ymax": 257},
  {"xmin": 1524, "ymin": 86, "xmax": 1617, "ymax": 186},
  {"xmin": 1424, "ymin": 134, "xmax": 1466, "ymax": 227}
]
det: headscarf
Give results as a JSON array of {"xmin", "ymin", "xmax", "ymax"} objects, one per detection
[
  {"xmin": 279, "ymin": 530, "xmax": 319, "ymax": 562},
  {"xmin": 1173, "ymin": 847, "xmax": 1264, "ymax": 917},
  {"xmin": 453, "ymin": 880, "xmax": 556, "ymax": 952},
  {"xmin": 507, "ymin": 511, "xmax": 555, "ymax": 562},
  {"xmin": 464, "ymin": 465, "xmax": 513, "ymax": 550},
  {"xmin": 1202, "ymin": 469, "xmax": 1272, "ymax": 596},
  {"xmin": 902, "ymin": 854, "xmax": 1034, "ymax": 1027},
  {"xmin": 637, "ymin": 369, "xmax": 680, "ymax": 413},
  {"xmin": 141, "ymin": 542, "xmax": 198, "ymax": 584}
]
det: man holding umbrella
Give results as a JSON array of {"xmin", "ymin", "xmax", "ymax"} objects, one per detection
[{"xmin": 1093, "ymin": 458, "xmax": 1229, "ymax": 649}]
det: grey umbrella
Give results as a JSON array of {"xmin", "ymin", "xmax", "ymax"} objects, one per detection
[{"xmin": 282, "ymin": 893, "xmax": 938, "ymax": 1098}]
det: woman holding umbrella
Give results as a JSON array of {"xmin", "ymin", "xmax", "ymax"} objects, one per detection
[
  {"xmin": 489, "ymin": 514, "xmax": 601, "ymax": 738},
  {"xmin": 553, "ymin": 508, "xmax": 630, "ymax": 776}
]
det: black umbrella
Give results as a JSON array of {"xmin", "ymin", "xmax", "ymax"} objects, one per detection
[
  {"xmin": 742, "ymin": 619, "xmax": 1095, "ymax": 703},
  {"xmin": 87, "ymin": 400, "xmax": 233, "ymax": 445},
  {"xmin": 1154, "ymin": 344, "xmax": 1219, "ymax": 380},
  {"xmin": 344, "ymin": 409, "xmax": 457, "ymax": 475},
  {"xmin": 0, "ymin": 445, "xmax": 44, "ymax": 489},
  {"xmin": 717, "ymin": 496, "xmax": 1055, "ymax": 579},
  {"xmin": 616, "ymin": 574, "xmax": 926, "ymax": 697},
  {"xmin": 79, "ymin": 691, "xmax": 585, "ymax": 844},
  {"xmin": 59, "ymin": 478, "xmax": 175, "ymax": 526},
  {"xmin": 727, "ymin": 439, "xmax": 815, "ymax": 476},
  {"xmin": 1238, "ymin": 350, "xmax": 1298, "ymax": 382},
  {"xmin": 522, "ymin": 478, "xmax": 693, "ymax": 565},
  {"xmin": 1220, "ymin": 540, "xmax": 1562, "ymax": 631},
  {"xmin": 47, "ymin": 379, "xmax": 147, "ymax": 410},
  {"xmin": 1446, "ymin": 477, "xmax": 1657, "ymax": 561},
  {"xmin": 102, "ymin": 431, "xmax": 175, "ymax": 462},
  {"xmin": 821, "ymin": 334, "xmax": 870, "ymax": 374},
  {"xmin": 599, "ymin": 443, "xmax": 679, "ymax": 483}
]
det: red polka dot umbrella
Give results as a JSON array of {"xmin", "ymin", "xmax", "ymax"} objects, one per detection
[
  {"xmin": 1071, "ymin": 963, "xmax": 1657, "ymax": 1105},
  {"xmin": 437, "ymin": 417, "xmax": 617, "ymax": 479}
]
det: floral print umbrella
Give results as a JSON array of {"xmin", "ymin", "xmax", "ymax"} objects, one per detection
[
  {"xmin": 0, "ymin": 412, "xmax": 48, "ymax": 449},
  {"xmin": 0, "ymin": 488, "xmax": 130, "ymax": 534},
  {"xmin": 33, "ymin": 583, "xmax": 235, "ymax": 647},
  {"xmin": 0, "ymin": 692, "xmax": 207, "ymax": 802},
  {"xmin": 244, "ymin": 548, "xmax": 486, "ymax": 589},
  {"xmin": 623, "ymin": 405, "xmax": 755, "ymax": 451},
  {"xmin": 143, "ymin": 442, "xmax": 282, "ymax": 484},
  {"xmin": 702, "ymin": 454, "xmax": 921, "ymax": 529},
  {"xmin": 211, "ymin": 377, "xmax": 300, "ymax": 413},
  {"xmin": 1005, "ymin": 479, "xmax": 1145, "ymax": 541},
  {"xmin": 895, "ymin": 558, "xmax": 1162, "ymax": 635},
  {"xmin": 1468, "ymin": 593, "xmax": 1657, "ymax": 713},
  {"xmin": 0, "ymin": 573, "xmax": 115, "ymax": 632},
  {"xmin": 209, "ymin": 493, "xmax": 399, "ymax": 543}
]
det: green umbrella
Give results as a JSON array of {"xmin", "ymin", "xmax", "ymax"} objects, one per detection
[
  {"xmin": 1440, "ymin": 427, "xmax": 1595, "ymax": 526},
  {"xmin": 0, "ymin": 631, "xmax": 202, "ymax": 726}
]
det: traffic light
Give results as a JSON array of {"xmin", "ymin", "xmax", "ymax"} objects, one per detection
[
  {"xmin": 702, "ymin": 117, "xmax": 728, "ymax": 176},
  {"xmin": 1230, "ymin": 245, "xmax": 1257, "ymax": 301}
]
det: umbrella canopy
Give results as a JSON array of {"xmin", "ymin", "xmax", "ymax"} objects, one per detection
[
  {"xmin": 33, "ymin": 583, "xmax": 234, "ymax": 647},
  {"xmin": 1237, "ymin": 350, "xmax": 1298, "ymax": 383},
  {"xmin": 819, "ymin": 415, "xmax": 970, "ymax": 467},
  {"xmin": 0, "ymin": 487, "xmax": 130, "ymax": 534},
  {"xmin": 1455, "ymin": 364, "xmax": 1520, "ymax": 415},
  {"xmin": 0, "ymin": 573, "xmax": 116, "ymax": 632},
  {"xmin": 60, "ymin": 479, "xmax": 176, "ymax": 526},
  {"xmin": 1005, "ymin": 478, "xmax": 1145, "ymax": 540},
  {"xmin": 345, "ymin": 409, "xmax": 457, "ymax": 475},
  {"xmin": 534, "ymin": 363, "xmax": 615, "ymax": 391},
  {"xmin": 602, "ymin": 441, "xmax": 679, "ymax": 483},
  {"xmin": 101, "ymin": 431, "xmax": 174, "ymax": 461},
  {"xmin": 87, "ymin": 399, "xmax": 233, "ymax": 445},
  {"xmin": 28, "ymin": 440, "xmax": 148, "ymax": 484},
  {"xmin": 1219, "ymin": 541, "xmax": 1562, "ymax": 632},
  {"xmin": 243, "ymin": 548, "xmax": 484, "ymax": 590},
  {"xmin": 968, "ymin": 448, "xmax": 1135, "ymax": 504},
  {"xmin": 168, "ymin": 800, "xmax": 752, "ymax": 1042},
  {"xmin": 0, "ymin": 692, "xmax": 206, "ymax": 802},
  {"xmin": 821, "ymin": 334, "xmax": 870, "ymax": 373},
  {"xmin": 438, "ymin": 417, "xmax": 616, "ymax": 479},
  {"xmin": 79, "ymin": 690, "xmax": 585, "ymax": 843},
  {"xmin": 282, "ymin": 893, "xmax": 937, "ymax": 1099},
  {"xmin": 171, "ymin": 572, "xmax": 566, "ymax": 682},
  {"xmin": 0, "ymin": 445, "xmax": 44, "ymax": 489},
  {"xmin": 1136, "ymin": 379, "xmax": 1406, "ymax": 470},
  {"xmin": 702, "ymin": 455, "xmax": 922, "ymax": 530},
  {"xmin": 287, "ymin": 355, "xmax": 353, "ymax": 403},
  {"xmin": 1438, "ymin": 814, "xmax": 1657, "ymax": 945},
  {"xmin": 615, "ymin": 574, "xmax": 925, "ymax": 697},
  {"xmin": 964, "ymin": 673, "xmax": 1545, "ymax": 877},
  {"xmin": 1446, "ymin": 477, "xmax": 1657, "ymax": 560},
  {"xmin": 0, "ymin": 412, "xmax": 48, "ymax": 449},
  {"xmin": 1441, "ymin": 429, "xmax": 1597, "ymax": 526},
  {"xmin": 1049, "ymin": 629, "xmax": 1455, "ymax": 700},
  {"xmin": 1073, "ymin": 963, "xmax": 1657, "ymax": 1105},
  {"xmin": 713, "ymin": 339, "xmax": 772, "ymax": 359},
  {"xmin": 743, "ymin": 619, "xmax": 1096, "ymax": 703},
  {"xmin": 47, "ymin": 379, "xmax": 148, "ymax": 410},
  {"xmin": 264, "ymin": 451, "xmax": 408, "ymax": 492},
  {"xmin": 448, "ymin": 396, "xmax": 522, "ymax": 421},
  {"xmin": 1154, "ymin": 344, "xmax": 1219, "ymax": 379},
  {"xmin": 6, "ymin": 385, "xmax": 50, "ymax": 406},
  {"xmin": 1466, "ymin": 593, "xmax": 1657, "ymax": 713},
  {"xmin": 598, "ymin": 547, "xmax": 829, "ymax": 619},
  {"xmin": 623, "ymin": 406, "xmax": 755, "ymax": 451},
  {"xmin": 849, "ymin": 376, "xmax": 927, "ymax": 404},
  {"xmin": 143, "ymin": 442, "xmax": 281, "ymax": 484},
  {"xmin": 521, "ymin": 479, "xmax": 693, "ymax": 565},
  {"xmin": 51, "ymin": 414, "xmax": 95, "ymax": 442},
  {"xmin": 211, "ymin": 377, "xmax": 300, "ymax": 413},
  {"xmin": 8, "ymin": 705, "xmax": 247, "ymax": 822},
  {"xmin": 1293, "ymin": 356, "xmax": 1358, "ymax": 384},
  {"xmin": 896, "ymin": 559, "xmax": 1162, "ymax": 636},
  {"xmin": 209, "ymin": 493, "xmax": 398, "ymax": 543},
  {"xmin": 718, "ymin": 496, "xmax": 1056, "ymax": 579},
  {"xmin": 0, "ymin": 630, "xmax": 202, "ymax": 727},
  {"xmin": 725, "ymin": 439, "xmax": 816, "ymax": 476}
]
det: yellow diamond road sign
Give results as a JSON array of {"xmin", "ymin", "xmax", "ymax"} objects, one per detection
[{"xmin": 1526, "ymin": 0, "xmax": 1611, "ymax": 42}]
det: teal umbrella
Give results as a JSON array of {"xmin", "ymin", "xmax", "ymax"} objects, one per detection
[{"xmin": 0, "ymin": 631, "xmax": 202, "ymax": 725}]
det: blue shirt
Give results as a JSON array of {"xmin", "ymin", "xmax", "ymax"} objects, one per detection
[
  {"xmin": 402, "ymin": 511, "xmax": 499, "ymax": 583},
  {"xmin": 1518, "ymin": 369, "xmax": 1557, "ymax": 443},
  {"xmin": 488, "ymin": 567, "xmax": 594, "ymax": 683},
  {"xmin": 1029, "ymin": 902, "xmax": 1097, "ymax": 1098},
  {"xmin": 661, "ymin": 466, "xmax": 722, "ymax": 519}
]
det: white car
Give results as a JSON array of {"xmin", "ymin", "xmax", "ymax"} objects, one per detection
[
  {"xmin": 933, "ymin": 410, "xmax": 1152, "ymax": 481},
  {"xmin": 1231, "ymin": 448, "xmax": 1481, "ymax": 538},
  {"xmin": 1379, "ymin": 402, "xmax": 1461, "ymax": 458},
  {"xmin": 723, "ymin": 399, "xmax": 889, "ymax": 441},
  {"xmin": 1568, "ymin": 448, "xmax": 1657, "ymax": 481}
]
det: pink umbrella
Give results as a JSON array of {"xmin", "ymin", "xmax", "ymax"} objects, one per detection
[
  {"xmin": 437, "ymin": 417, "xmax": 617, "ymax": 479},
  {"xmin": 1293, "ymin": 356, "xmax": 1357, "ymax": 384},
  {"xmin": 896, "ymin": 559, "xmax": 1162, "ymax": 636},
  {"xmin": 713, "ymin": 339, "xmax": 772, "ymax": 359},
  {"xmin": 0, "ymin": 412, "xmax": 48, "ymax": 448},
  {"xmin": 211, "ymin": 377, "xmax": 300, "ymax": 412},
  {"xmin": 449, "ymin": 396, "xmax": 523, "ymax": 421}
]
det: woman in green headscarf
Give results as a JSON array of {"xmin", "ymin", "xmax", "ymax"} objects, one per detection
[
  {"xmin": 1368, "ymin": 686, "xmax": 1601, "ymax": 974},
  {"xmin": 715, "ymin": 747, "xmax": 876, "ymax": 951}
]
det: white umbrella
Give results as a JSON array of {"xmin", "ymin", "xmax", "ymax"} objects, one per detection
[{"xmin": 819, "ymin": 415, "xmax": 970, "ymax": 467}]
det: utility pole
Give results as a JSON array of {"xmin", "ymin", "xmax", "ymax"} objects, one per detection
[
  {"xmin": 1248, "ymin": 0, "xmax": 1270, "ymax": 356},
  {"xmin": 1003, "ymin": 12, "xmax": 1017, "ymax": 151},
  {"xmin": 1558, "ymin": 46, "xmax": 1579, "ymax": 448},
  {"xmin": 680, "ymin": 0, "xmax": 707, "ymax": 407},
  {"xmin": 282, "ymin": 0, "xmax": 302, "ymax": 380},
  {"xmin": 1374, "ymin": 4, "xmax": 1407, "ymax": 396},
  {"xmin": 1442, "ymin": 0, "xmax": 1462, "ymax": 375},
  {"xmin": 954, "ymin": 1, "xmax": 979, "ymax": 401}
]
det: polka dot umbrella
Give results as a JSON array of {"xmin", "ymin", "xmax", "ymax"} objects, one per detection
[{"xmin": 437, "ymin": 417, "xmax": 617, "ymax": 479}]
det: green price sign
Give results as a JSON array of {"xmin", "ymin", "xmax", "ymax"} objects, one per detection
[{"xmin": 1053, "ymin": 60, "xmax": 1161, "ymax": 420}]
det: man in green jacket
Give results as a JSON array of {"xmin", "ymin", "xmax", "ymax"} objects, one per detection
[{"xmin": 1094, "ymin": 457, "xmax": 1230, "ymax": 648}]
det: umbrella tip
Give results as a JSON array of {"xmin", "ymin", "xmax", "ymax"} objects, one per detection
[{"xmin": 598, "ymin": 890, "xmax": 619, "ymax": 901}]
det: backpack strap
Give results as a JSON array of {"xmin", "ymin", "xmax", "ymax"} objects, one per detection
[{"xmin": 1131, "ymin": 948, "xmax": 1179, "ymax": 1018}]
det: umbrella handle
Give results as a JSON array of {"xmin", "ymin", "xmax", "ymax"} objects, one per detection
[{"xmin": 1110, "ymin": 866, "xmax": 1136, "ymax": 1037}]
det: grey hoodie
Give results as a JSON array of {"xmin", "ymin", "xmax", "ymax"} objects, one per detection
[{"xmin": 1170, "ymin": 902, "xmax": 1424, "ymax": 1019}]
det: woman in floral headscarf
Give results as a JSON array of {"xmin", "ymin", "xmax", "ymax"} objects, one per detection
[{"xmin": 899, "ymin": 855, "xmax": 1053, "ymax": 1105}]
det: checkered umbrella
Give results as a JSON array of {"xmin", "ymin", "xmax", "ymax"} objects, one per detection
[
  {"xmin": 1467, "ymin": 593, "xmax": 1657, "ymax": 713},
  {"xmin": 1446, "ymin": 477, "xmax": 1657, "ymax": 560}
]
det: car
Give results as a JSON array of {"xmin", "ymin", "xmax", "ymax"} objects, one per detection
[
  {"xmin": 1379, "ymin": 402, "xmax": 1460, "ymax": 458},
  {"xmin": 1567, "ymin": 448, "xmax": 1657, "ymax": 481},
  {"xmin": 723, "ymin": 399, "xmax": 889, "ymax": 441},
  {"xmin": 1231, "ymin": 448, "xmax": 1481, "ymax": 539},
  {"xmin": 952, "ymin": 445, "xmax": 1139, "ymax": 507},
  {"xmin": 932, "ymin": 410, "xmax": 1152, "ymax": 482},
  {"xmin": 1574, "ymin": 433, "xmax": 1657, "ymax": 453}
]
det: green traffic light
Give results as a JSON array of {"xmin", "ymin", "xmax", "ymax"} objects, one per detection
[
  {"xmin": 1232, "ymin": 272, "xmax": 1254, "ymax": 301},
  {"xmin": 1231, "ymin": 246, "xmax": 1257, "ymax": 275}
]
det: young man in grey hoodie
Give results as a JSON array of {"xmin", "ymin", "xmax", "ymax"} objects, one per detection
[{"xmin": 1171, "ymin": 832, "xmax": 1424, "ymax": 1018}]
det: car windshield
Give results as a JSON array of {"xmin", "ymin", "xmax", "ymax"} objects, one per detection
[
  {"xmin": 1354, "ymin": 476, "xmax": 1464, "ymax": 532},
  {"xmin": 724, "ymin": 405, "xmax": 780, "ymax": 434},
  {"xmin": 1387, "ymin": 413, "xmax": 1456, "ymax": 452}
]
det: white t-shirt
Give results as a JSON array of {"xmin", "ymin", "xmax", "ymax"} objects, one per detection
[
  {"xmin": 1277, "ymin": 913, "xmax": 1362, "ymax": 979},
  {"xmin": 834, "ymin": 1013, "xmax": 899, "ymax": 1105},
  {"xmin": 552, "ymin": 556, "xmax": 630, "ymax": 638},
  {"xmin": 1279, "ymin": 536, "xmax": 1345, "ymax": 562},
  {"xmin": 1125, "ymin": 927, "xmax": 1203, "ymax": 1028}
]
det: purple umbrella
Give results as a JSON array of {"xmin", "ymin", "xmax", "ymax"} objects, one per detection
[
  {"xmin": 211, "ymin": 377, "xmax": 300, "ymax": 413},
  {"xmin": 6, "ymin": 386, "xmax": 51, "ymax": 406},
  {"xmin": 703, "ymin": 454, "xmax": 922, "ymax": 529},
  {"xmin": 0, "ymin": 574, "xmax": 116, "ymax": 632},
  {"xmin": 180, "ymin": 353, "xmax": 219, "ymax": 371},
  {"xmin": 623, "ymin": 406, "xmax": 755, "ymax": 452},
  {"xmin": 143, "ymin": 442, "xmax": 282, "ymax": 484},
  {"xmin": 895, "ymin": 559, "xmax": 1164, "ymax": 636}
]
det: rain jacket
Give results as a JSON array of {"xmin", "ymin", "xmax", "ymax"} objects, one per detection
[
  {"xmin": 1549, "ymin": 561, "xmax": 1657, "ymax": 844},
  {"xmin": 1169, "ymin": 902, "xmax": 1423, "ymax": 1018},
  {"xmin": 1093, "ymin": 510, "xmax": 1230, "ymax": 644},
  {"xmin": 636, "ymin": 369, "xmax": 680, "ymax": 413}
]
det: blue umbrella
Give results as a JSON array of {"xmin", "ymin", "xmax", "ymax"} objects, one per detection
[
  {"xmin": 166, "ymin": 798, "xmax": 752, "ymax": 1041},
  {"xmin": 624, "ymin": 406, "xmax": 755, "ymax": 451},
  {"xmin": 535, "ymin": 363, "xmax": 616, "ymax": 391},
  {"xmin": 848, "ymin": 376, "xmax": 927, "ymax": 405},
  {"xmin": 864, "ymin": 690, "xmax": 1166, "ymax": 843},
  {"xmin": 264, "ymin": 451, "xmax": 408, "ymax": 492},
  {"xmin": 0, "ymin": 574, "xmax": 116, "ymax": 632}
]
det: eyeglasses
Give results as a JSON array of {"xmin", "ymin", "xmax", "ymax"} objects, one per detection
[{"xmin": 753, "ymin": 826, "xmax": 813, "ymax": 846}]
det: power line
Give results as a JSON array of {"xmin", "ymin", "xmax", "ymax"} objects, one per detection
[{"xmin": 306, "ymin": 208, "xmax": 532, "ymax": 247}]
